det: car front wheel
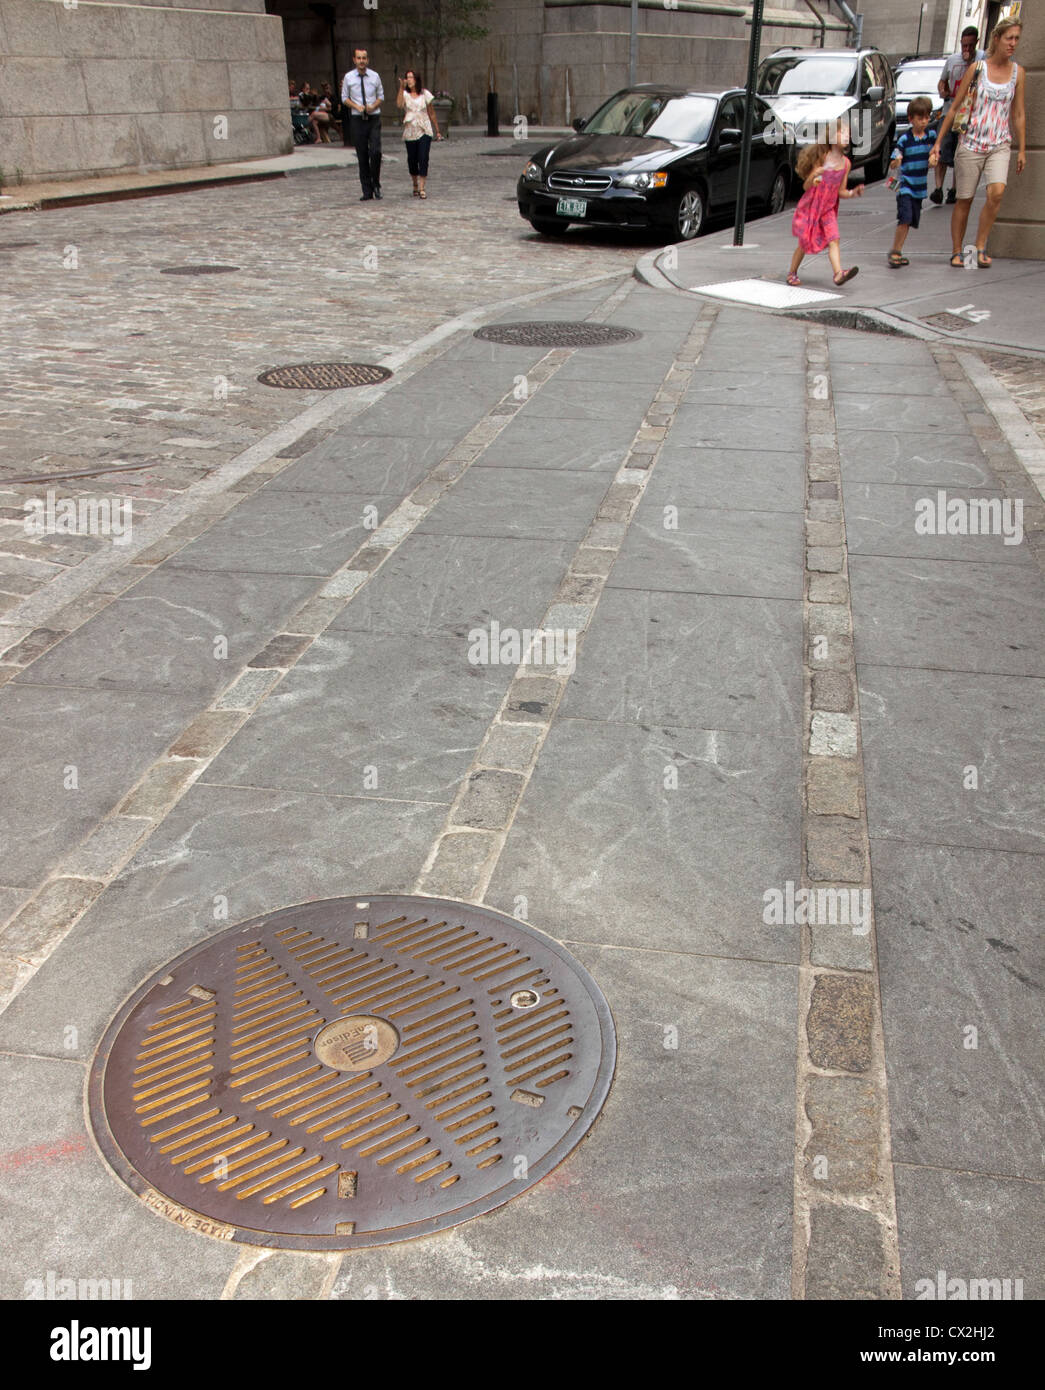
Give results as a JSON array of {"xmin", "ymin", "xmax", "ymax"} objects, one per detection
[
  {"xmin": 767, "ymin": 167, "xmax": 789, "ymax": 214},
  {"xmin": 674, "ymin": 186, "xmax": 705, "ymax": 240},
  {"xmin": 529, "ymin": 217, "xmax": 570, "ymax": 237}
]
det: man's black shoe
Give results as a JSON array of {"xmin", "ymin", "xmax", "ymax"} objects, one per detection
[
  {"xmin": 929, "ymin": 188, "xmax": 944, "ymax": 205},
  {"xmin": 946, "ymin": 188, "xmax": 957, "ymax": 204},
  {"xmin": 360, "ymin": 193, "xmax": 374, "ymax": 201},
  {"xmin": 374, "ymin": 187, "xmax": 383, "ymax": 200}
]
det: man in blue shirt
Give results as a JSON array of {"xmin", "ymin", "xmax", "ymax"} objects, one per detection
[
  {"xmin": 341, "ymin": 48, "xmax": 385, "ymax": 200},
  {"xmin": 887, "ymin": 97, "xmax": 936, "ymax": 267}
]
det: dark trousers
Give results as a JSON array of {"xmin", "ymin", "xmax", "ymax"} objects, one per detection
[
  {"xmin": 405, "ymin": 135, "xmax": 432, "ymax": 178},
  {"xmin": 350, "ymin": 114, "xmax": 382, "ymax": 194}
]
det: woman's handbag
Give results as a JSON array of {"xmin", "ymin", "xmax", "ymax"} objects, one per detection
[{"xmin": 951, "ymin": 61, "xmax": 981, "ymax": 136}]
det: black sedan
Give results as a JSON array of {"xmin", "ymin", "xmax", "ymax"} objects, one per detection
[{"xmin": 517, "ymin": 86, "xmax": 792, "ymax": 240}]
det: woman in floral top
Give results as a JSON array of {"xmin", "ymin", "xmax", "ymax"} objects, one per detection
[
  {"xmin": 929, "ymin": 18, "xmax": 1027, "ymax": 268},
  {"xmin": 397, "ymin": 71, "xmax": 443, "ymax": 199}
]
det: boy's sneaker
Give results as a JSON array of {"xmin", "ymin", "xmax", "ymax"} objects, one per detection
[
  {"xmin": 946, "ymin": 188, "xmax": 957, "ymax": 204},
  {"xmin": 929, "ymin": 188, "xmax": 944, "ymax": 205}
]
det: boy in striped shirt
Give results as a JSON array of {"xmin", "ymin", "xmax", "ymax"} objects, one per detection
[{"xmin": 887, "ymin": 98, "xmax": 937, "ymax": 267}]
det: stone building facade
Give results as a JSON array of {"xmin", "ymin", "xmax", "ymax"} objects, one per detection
[{"xmin": 0, "ymin": 0, "xmax": 291, "ymax": 185}]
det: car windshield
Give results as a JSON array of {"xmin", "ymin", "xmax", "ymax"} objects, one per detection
[
  {"xmin": 583, "ymin": 92, "xmax": 717, "ymax": 144},
  {"xmin": 896, "ymin": 67, "xmax": 940, "ymax": 96},
  {"xmin": 757, "ymin": 56, "xmax": 858, "ymax": 97}
]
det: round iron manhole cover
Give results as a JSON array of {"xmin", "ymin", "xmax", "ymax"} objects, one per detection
[
  {"xmin": 474, "ymin": 321, "xmax": 640, "ymax": 348},
  {"xmin": 160, "ymin": 264, "xmax": 240, "ymax": 275},
  {"xmin": 88, "ymin": 895, "xmax": 615, "ymax": 1250},
  {"xmin": 257, "ymin": 362, "xmax": 393, "ymax": 390}
]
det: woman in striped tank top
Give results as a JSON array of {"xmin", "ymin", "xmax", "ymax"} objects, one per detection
[{"xmin": 929, "ymin": 17, "xmax": 1027, "ymax": 268}]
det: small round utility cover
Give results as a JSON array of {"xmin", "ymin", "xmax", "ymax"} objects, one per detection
[
  {"xmin": 473, "ymin": 321, "xmax": 640, "ymax": 348},
  {"xmin": 88, "ymin": 896, "xmax": 615, "ymax": 1250},
  {"xmin": 257, "ymin": 362, "xmax": 392, "ymax": 390},
  {"xmin": 160, "ymin": 264, "xmax": 240, "ymax": 275}
]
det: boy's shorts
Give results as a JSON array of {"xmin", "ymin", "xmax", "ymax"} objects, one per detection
[{"xmin": 897, "ymin": 193, "xmax": 922, "ymax": 228}]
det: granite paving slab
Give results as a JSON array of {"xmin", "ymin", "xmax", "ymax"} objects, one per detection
[
  {"xmin": 327, "ymin": 532, "xmax": 573, "ymax": 639},
  {"xmin": 0, "ymin": 685, "xmax": 201, "ymax": 887},
  {"xmin": 850, "ymin": 555, "xmax": 1045, "ymax": 677},
  {"xmin": 416, "ymin": 467, "xmax": 611, "ymax": 539},
  {"xmin": 201, "ymin": 630, "xmax": 512, "ymax": 803},
  {"xmin": 859, "ymin": 665, "xmax": 1045, "ymax": 853},
  {"xmin": 873, "ymin": 840, "xmax": 1044, "ymax": 1180},
  {"xmin": 838, "ymin": 430, "xmax": 996, "ymax": 488},
  {"xmin": 844, "ymin": 482, "xmax": 1033, "ymax": 565},
  {"xmin": 562, "ymin": 588, "xmax": 802, "ymax": 739},
  {"xmin": 645, "ymin": 445, "xmax": 805, "ymax": 513},
  {"xmin": 13, "ymin": 568, "xmax": 318, "ymax": 696},
  {"xmin": 265, "ymin": 433, "xmax": 461, "ymax": 496},
  {"xmin": 485, "ymin": 716, "xmax": 800, "ymax": 963}
]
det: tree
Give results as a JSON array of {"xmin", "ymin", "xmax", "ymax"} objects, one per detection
[{"xmin": 390, "ymin": 0, "xmax": 491, "ymax": 91}]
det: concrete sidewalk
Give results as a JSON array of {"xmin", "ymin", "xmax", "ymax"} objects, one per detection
[
  {"xmin": 640, "ymin": 174, "xmax": 1045, "ymax": 357},
  {"xmin": 0, "ymin": 268, "xmax": 1042, "ymax": 1300}
]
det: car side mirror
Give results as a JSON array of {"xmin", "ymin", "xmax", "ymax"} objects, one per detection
[
  {"xmin": 572, "ymin": 117, "xmax": 586, "ymax": 132},
  {"xmin": 866, "ymin": 86, "xmax": 885, "ymax": 101},
  {"xmin": 719, "ymin": 127, "xmax": 742, "ymax": 145}
]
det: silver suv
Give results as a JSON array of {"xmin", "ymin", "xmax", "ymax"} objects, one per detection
[{"xmin": 757, "ymin": 48, "xmax": 897, "ymax": 180}]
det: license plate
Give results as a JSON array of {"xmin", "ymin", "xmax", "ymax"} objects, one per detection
[{"xmin": 556, "ymin": 197, "xmax": 587, "ymax": 217}]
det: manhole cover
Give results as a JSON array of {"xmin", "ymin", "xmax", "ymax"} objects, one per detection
[
  {"xmin": 257, "ymin": 363, "xmax": 392, "ymax": 390},
  {"xmin": 161, "ymin": 264, "xmax": 240, "ymax": 275},
  {"xmin": 474, "ymin": 321, "xmax": 640, "ymax": 347},
  {"xmin": 921, "ymin": 311, "xmax": 973, "ymax": 332},
  {"xmin": 88, "ymin": 895, "xmax": 615, "ymax": 1250}
]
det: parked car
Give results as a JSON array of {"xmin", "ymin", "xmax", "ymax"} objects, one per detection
[
  {"xmin": 893, "ymin": 57, "xmax": 947, "ymax": 137},
  {"xmin": 757, "ymin": 47, "xmax": 896, "ymax": 180},
  {"xmin": 516, "ymin": 86, "xmax": 792, "ymax": 240}
]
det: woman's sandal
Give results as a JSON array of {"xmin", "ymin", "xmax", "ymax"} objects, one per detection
[
  {"xmin": 419, "ymin": 190, "xmax": 427, "ymax": 199},
  {"xmin": 977, "ymin": 249, "xmax": 992, "ymax": 268},
  {"xmin": 949, "ymin": 252, "xmax": 964, "ymax": 267},
  {"xmin": 412, "ymin": 188, "xmax": 420, "ymax": 197},
  {"xmin": 786, "ymin": 272, "xmax": 801, "ymax": 286},
  {"xmin": 887, "ymin": 252, "xmax": 908, "ymax": 268},
  {"xmin": 833, "ymin": 267, "xmax": 859, "ymax": 285}
]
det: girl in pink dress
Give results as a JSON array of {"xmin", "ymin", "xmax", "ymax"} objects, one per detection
[{"xmin": 787, "ymin": 122, "xmax": 863, "ymax": 286}]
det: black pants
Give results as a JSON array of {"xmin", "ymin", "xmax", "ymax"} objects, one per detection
[
  {"xmin": 350, "ymin": 114, "xmax": 382, "ymax": 195},
  {"xmin": 405, "ymin": 135, "xmax": 432, "ymax": 178}
]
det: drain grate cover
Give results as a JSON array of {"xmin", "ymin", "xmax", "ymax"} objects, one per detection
[
  {"xmin": 474, "ymin": 321, "xmax": 639, "ymax": 347},
  {"xmin": 257, "ymin": 362, "xmax": 393, "ymax": 390},
  {"xmin": 161, "ymin": 264, "xmax": 240, "ymax": 275},
  {"xmin": 921, "ymin": 311, "xmax": 973, "ymax": 332},
  {"xmin": 88, "ymin": 895, "xmax": 615, "ymax": 1250}
]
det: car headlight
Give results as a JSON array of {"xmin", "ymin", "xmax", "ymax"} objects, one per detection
[
  {"xmin": 616, "ymin": 171, "xmax": 668, "ymax": 190},
  {"xmin": 522, "ymin": 161, "xmax": 543, "ymax": 182}
]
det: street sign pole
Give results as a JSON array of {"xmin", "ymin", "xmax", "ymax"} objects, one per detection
[
  {"xmin": 629, "ymin": 0, "xmax": 638, "ymax": 85},
  {"xmin": 733, "ymin": 0, "xmax": 766, "ymax": 246}
]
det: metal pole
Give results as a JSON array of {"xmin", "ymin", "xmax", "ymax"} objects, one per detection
[
  {"xmin": 629, "ymin": 0, "xmax": 638, "ymax": 85},
  {"xmin": 733, "ymin": 0, "xmax": 766, "ymax": 246}
]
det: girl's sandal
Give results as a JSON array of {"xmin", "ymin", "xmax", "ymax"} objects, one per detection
[
  {"xmin": 887, "ymin": 252, "xmax": 908, "ymax": 268},
  {"xmin": 977, "ymin": 249, "xmax": 992, "ymax": 268},
  {"xmin": 949, "ymin": 252, "xmax": 964, "ymax": 267},
  {"xmin": 833, "ymin": 267, "xmax": 859, "ymax": 285},
  {"xmin": 786, "ymin": 272, "xmax": 802, "ymax": 286}
]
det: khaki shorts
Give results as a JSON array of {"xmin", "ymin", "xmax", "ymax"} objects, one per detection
[{"xmin": 955, "ymin": 142, "xmax": 1011, "ymax": 199}]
